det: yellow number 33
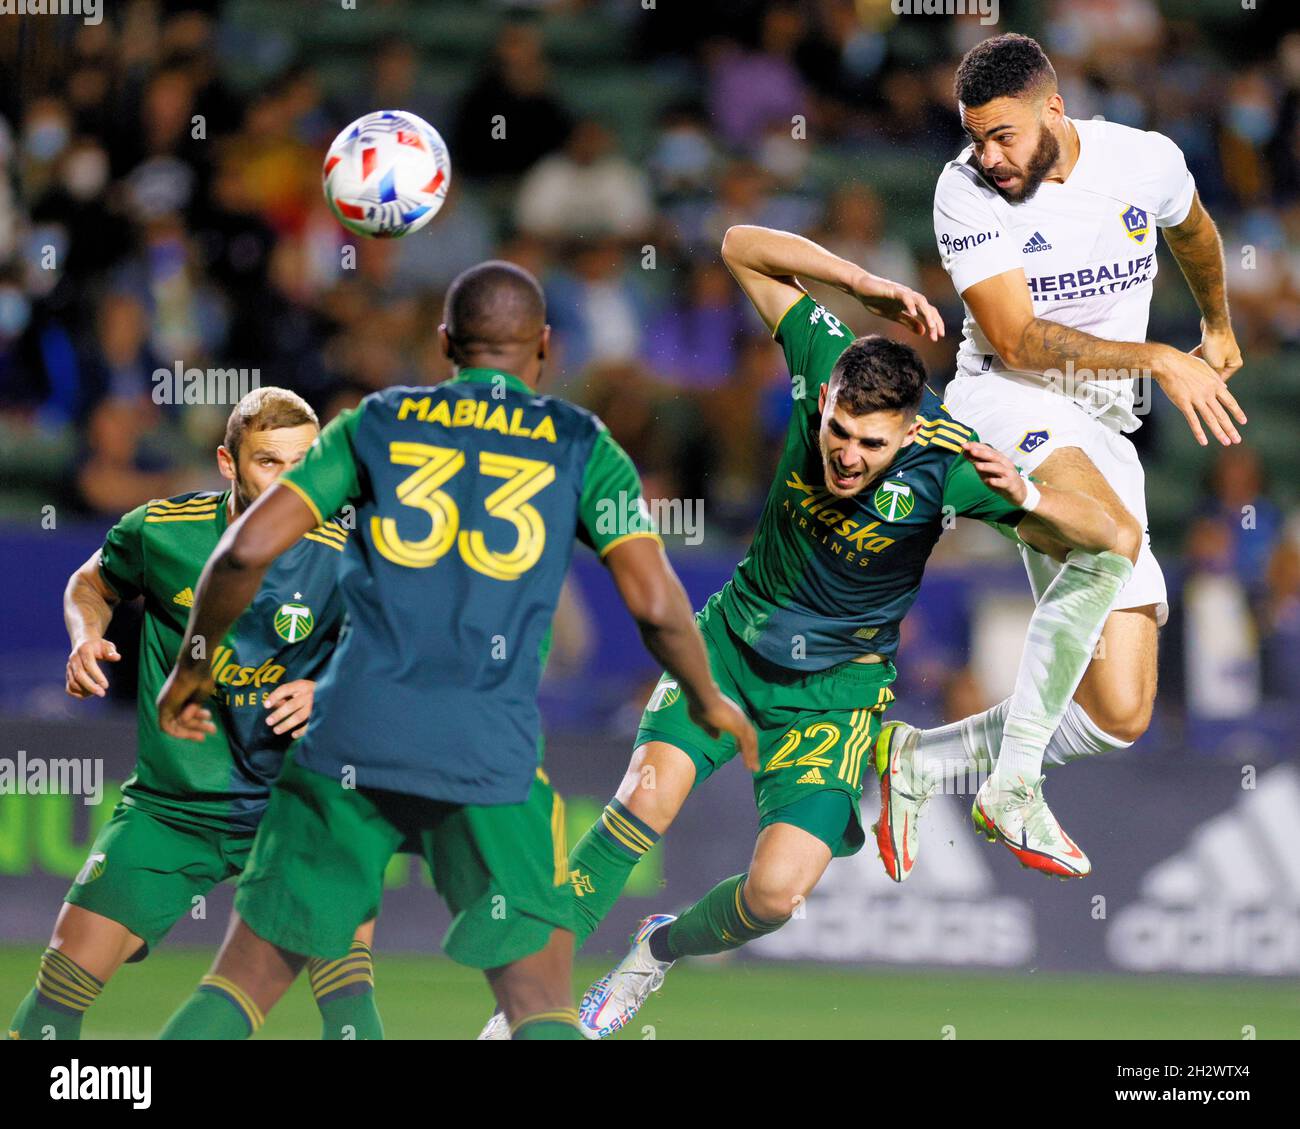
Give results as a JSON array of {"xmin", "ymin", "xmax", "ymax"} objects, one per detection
[{"xmin": 371, "ymin": 442, "xmax": 555, "ymax": 580}]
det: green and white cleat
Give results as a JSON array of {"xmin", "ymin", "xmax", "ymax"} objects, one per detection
[
  {"xmin": 972, "ymin": 774, "xmax": 1090, "ymax": 878},
  {"xmin": 872, "ymin": 721, "xmax": 938, "ymax": 882}
]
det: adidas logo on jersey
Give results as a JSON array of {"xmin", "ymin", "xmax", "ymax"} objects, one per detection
[
  {"xmin": 172, "ymin": 587, "xmax": 194, "ymax": 608},
  {"xmin": 1107, "ymin": 765, "xmax": 1300, "ymax": 975},
  {"xmin": 1022, "ymin": 231, "xmax": 1052, "ymax": 253},
  {"xmin": 796, "ymin": 767, "xmax": 826, "ymax": 785}
]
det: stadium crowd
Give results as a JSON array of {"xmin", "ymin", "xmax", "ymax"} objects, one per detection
[{"xmin": 0, "ymin": 0, "xmax": 1297, "ymax": 722}]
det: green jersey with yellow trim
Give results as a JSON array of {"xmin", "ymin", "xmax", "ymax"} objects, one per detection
[
  {"xmin": 277, "ymin": 369, "xmax": 659, "ymax": 806},
  {"xmin": 716, "ymin": 294, "xmax": 1024, "ymax": 670},
  {"xmin": 98, "ymin": 491, "xmax": 349, "ymax": 832}
]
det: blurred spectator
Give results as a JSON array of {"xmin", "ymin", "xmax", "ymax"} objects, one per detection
[
  {"xmin": 546, "ymin": 241, "xmax": 649, "ymax": 373},
  {"xmin": 76, "ymin": 291, "xmax": 163, "ymax": 421},
  {"xmin": 706, "ymin": 4, "xmax": 810, "ymax": 149},
  {"xmin": 74, "ymin": 397, "xmax": 188, "ymax": 517},
  {"xmin": 1192, "ymin": 446, "xmax": 1284, "ymax": 595},
  {"xmin": 515, "ymin": 119, "xmax": 654, "ymax": 241},
  {"xmin": 641, "ymin": 258, "xmax": 747, "ymax": 390},
  {"xmin": 451, "ymin": 15, "xmax": 573, "ymax": 179}
]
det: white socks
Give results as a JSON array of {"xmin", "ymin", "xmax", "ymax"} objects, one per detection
[
  {"xmin": 992, "ymin": 549, "xmax": 1133, "ymax": 785},
  {"xmin": 916, "ymin": 548, "xmax": 1136, "ymax": 788},
  {"xmin": 917, "ymin": 698, "xmax": 1133, "ymax": 786}
]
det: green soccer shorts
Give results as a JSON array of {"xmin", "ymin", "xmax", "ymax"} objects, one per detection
[
  {"xmin": 235, "ymin": 752, "xmax": 573, "ymax": 967},
  {"xmin": 64, "ymin": 802, "xmax": 255, "ymax": 958},
  {"xmin": 635, "ymin": 593, "xmax": 896, "ymax": 857}
]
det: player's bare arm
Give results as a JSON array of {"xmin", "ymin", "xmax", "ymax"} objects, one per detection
[
  {"xmin": 1162, "ymin": 191, "xmax": 1243, "ymax": 380},
  {"xmin": 64, "ymin": 551, "xmax": 122, "ymax": 699},
  {"xmin": 604, "ymin": 535, "xmax": 757, "ymax": 770},
  {"xmin": 962, "ymin": 440, "xmax": 1136, "ymax": 560},
  {"xmin": 157, "ymin": 483, "xmax": 318, "ymax": 741},
  {"xmin": 721, "ymin": 224, "xmax": 944, "ymax": 341},
  {"xmin": 961, "ymin": 269, "xmax": 1246, "ymax": 447}
]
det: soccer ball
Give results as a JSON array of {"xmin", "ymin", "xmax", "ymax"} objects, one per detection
[{"xmin": 322, "ymin": 110, "xmax": 452, "ymax": 239}]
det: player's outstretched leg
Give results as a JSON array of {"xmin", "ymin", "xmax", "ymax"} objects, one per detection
[
  {"xmin": 305, "ymin": 920, "xmax": 383, "ymax": 1040},
  {"xmin": 161, "ymin": 913, "xmax": 306, "ymax": 1039},
  {"xmin": 578, "ymin": 821, "xmax": 830, "ymax": 1038},
  {"xmin": 7, "ymin": 905, "xmax": 142, "ymax": 1040},
  {"xmin": 872, "ymin": 720, "xmax": 940, "ymax": 882},
  {"xmin": 889, "ymin": 545, "xmax": 1137, "ymax": 880},
  {"xmin": 478, "ymin": 740, "xmax": 694, "ymax": 1040}
]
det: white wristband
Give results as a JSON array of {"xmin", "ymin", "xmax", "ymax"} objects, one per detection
[{"xmin": 1020, "ymin": 479, "xmax": 1042, "ymax": 513}]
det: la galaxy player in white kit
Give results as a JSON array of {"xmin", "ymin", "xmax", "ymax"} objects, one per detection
[{"xmin": 873, "ymin": 34, "xmax": 1248, "ymax": 880}]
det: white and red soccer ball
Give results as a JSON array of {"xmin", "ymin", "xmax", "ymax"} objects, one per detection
[{"xmin": 322, "ymin": 110, "xmax": 452, "ymax": 239}]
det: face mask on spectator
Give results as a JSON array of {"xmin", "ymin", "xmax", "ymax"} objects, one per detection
[
  {"xmin": 1226, "ymin": 101, "xmax": 1276, "ymax": 145},
  {"xmin": 63, "ymin": 147, "xmax": 109, "ymax": 201},
  {"xmin": 24, "ymin": 119, "xmax": 69, "ymax": 162},
  {"xmin": 0, "ymin": 288, "xmax": 32, "ymax": 338}
]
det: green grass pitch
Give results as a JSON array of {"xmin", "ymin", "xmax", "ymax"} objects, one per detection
[{"xmin": 2, "ymin": 944, "xmax": 1296, "ymax": 1039}]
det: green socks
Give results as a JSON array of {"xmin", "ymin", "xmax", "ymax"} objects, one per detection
[
  {"xmin": 659, "ymin": 874, "xmax": 786, "ymax": 959},
  {"xmin": 308, "ymin": 940, "xmax": 384, "ymax": 1040},
  {"xmin": 7, "ymin": 949, "xmax": 104, "ymax": 1040},
  {"xmin": 511, "ymin": 1008, "xmax": 583, "ymax": 1040},
  {"xmin": 568, "ymin": 799, "xmax": 661, "ymax": 947},
  {"xmin": 160, "ymin": 974, "xmax": 264, "ymax": 1040}
]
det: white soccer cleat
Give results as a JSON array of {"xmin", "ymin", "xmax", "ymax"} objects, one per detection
[
  {"xmin": 476, "ymin": 1009, "xmax": 510, "ymax": 1040},
  {"xmin": 577, "ymin": 913, "xmax": 676, "ymax": 1039},
  {"xmin": 972, "ymin": 773, "xmax": 1090, "ymax": 878},
  {"xmin": 872, "ymin": 721, "xmax": 938, "ymax": 882}
]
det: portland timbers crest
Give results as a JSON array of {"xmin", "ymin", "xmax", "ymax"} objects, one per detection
[
  {"xmin": 874, "ymin": 479, "xmax": 914, "ymax": 521},
  {"xmin": 274, "ymin": 600, "xmax": 315, "ymax": 643}
]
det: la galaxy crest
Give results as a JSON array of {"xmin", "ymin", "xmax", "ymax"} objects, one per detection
[{"xmin": 1120, "ymin": 205, "xmax": 1149, "ymax": 244}]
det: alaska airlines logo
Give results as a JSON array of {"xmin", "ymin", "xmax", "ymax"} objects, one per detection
[
  {"xmin": 210, "ymin": 645, "xmax": 286, "ymax": 689},
  {"xmin": 1120, "ymin": 205, "xmax": 1149, "ymax": 243},
  {"xmin": 785, "ymin": 470, "xmax": 897, "ymax": 557},
  {"xmin": 397, "ymin": 395, "xmax": 557, "ymax": 443}
]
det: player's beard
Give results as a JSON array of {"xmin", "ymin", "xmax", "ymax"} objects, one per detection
[
  {"xmin": 231, "ymin": 475, "xmax": 256, "ymax": 515},
  {"xmin": 987, "ymin": 122, "xmax": 1060, "ymax": 202}
]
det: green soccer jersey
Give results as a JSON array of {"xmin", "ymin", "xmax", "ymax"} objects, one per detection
[
  {"xmin": 277, "ymin": 368, "xmax": 659, "ymax": 806},
  {"xmin": 716, "ymin": 294, "xmax": 1024, "ymax": 670},
  {"xmin": 98, "ymin": 491, "xmax": 349, "ymax": 832}
]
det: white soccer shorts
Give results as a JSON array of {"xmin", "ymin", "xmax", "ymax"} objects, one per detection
[{"xmin": 943, "ymin": 375, "xmax": 1168, "ymax": 626}]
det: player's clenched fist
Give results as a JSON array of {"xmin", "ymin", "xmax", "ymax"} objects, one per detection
[
  {"xmin": 66, "ymin": 638, "xmax": 121, "ymax": 699},
  {"xmin": 688, "ymin": 693, "xmax": 759, "ymax": 773},
  {"xmin": 264, "ymin": 679, "xmax": 316, "ymax": 739},
  {"xmin": 156, "ymin": 663, "xmax": 218, "ymax": 742}
]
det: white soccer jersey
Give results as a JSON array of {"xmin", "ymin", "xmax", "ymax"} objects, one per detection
[{"xmin": 933, "ymin": 117, "xmax": 1196, "ymax": 432}]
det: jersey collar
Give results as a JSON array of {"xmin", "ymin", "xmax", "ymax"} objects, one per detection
[{"xmin": 451, "ymin": 367, "xmax": 534, "ymax": 395}]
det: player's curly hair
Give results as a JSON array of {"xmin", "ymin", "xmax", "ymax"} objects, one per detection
[
  {"xmin": 955, "ymin": 33, "xmax": 1056, "ymax": 108},
  {"xmin": 828, "ymin": 336, "xmax": 926, "ymax": 417}
]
